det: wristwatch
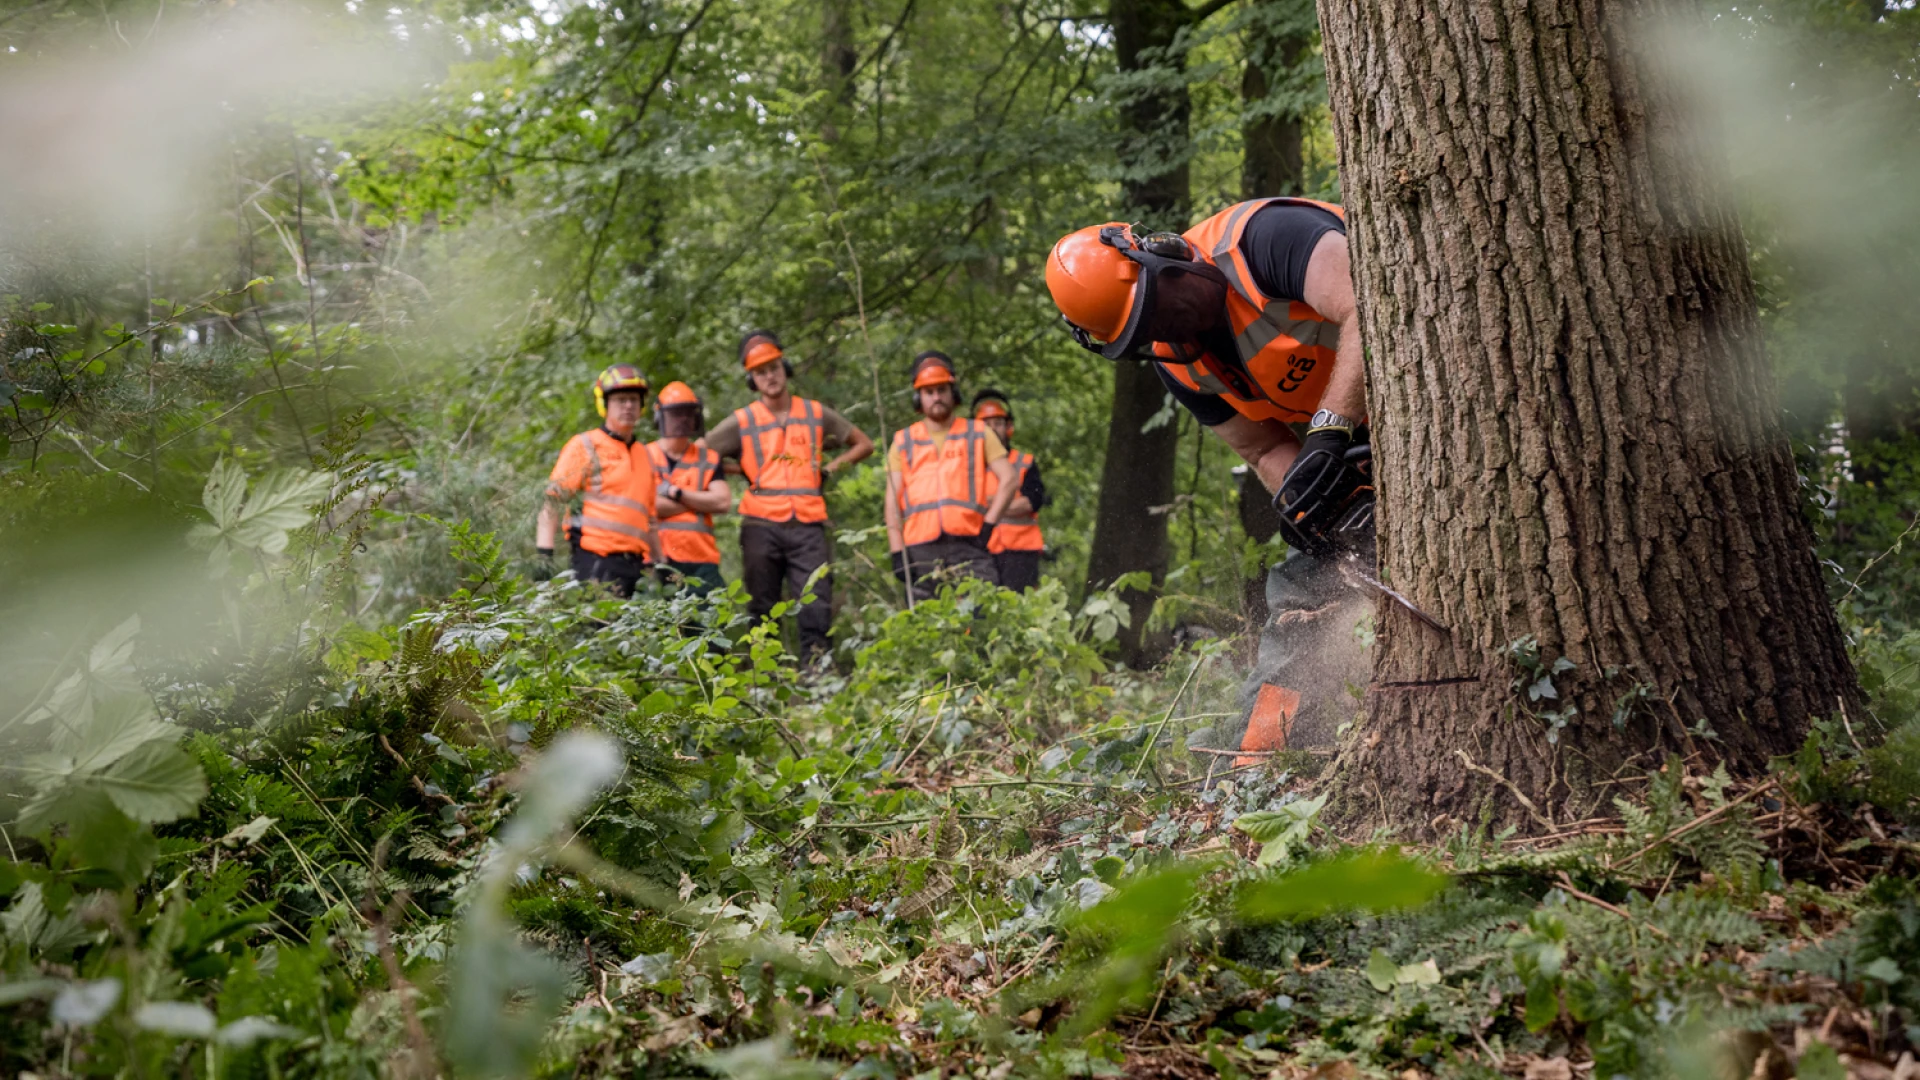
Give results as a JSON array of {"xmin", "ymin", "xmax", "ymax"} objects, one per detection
[{"xmin": 1307, "ymin": 408, "xmax": 1359, "ymax": 435}]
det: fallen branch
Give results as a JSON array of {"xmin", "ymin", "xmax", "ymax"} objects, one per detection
[
  {"xmin": 1612, "ymin": 778, "xmax": 1776, "ymax": 870},
  {"xmin": 1555, "ymin": 872, "xmax": 1670, "ymax": 940},
  {"xmin": 1454, "ymin": 749, "xmax": 1556, "ymax": 831}
]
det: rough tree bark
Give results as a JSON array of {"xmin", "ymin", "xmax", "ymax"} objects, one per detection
[
  {"xmin": 1317, "ymin": 0, "xmax": 1858, "ymax": 828},
  {"xmin": 1084, "ymin": 0, "xmax": 1206, "ymax": 665}
]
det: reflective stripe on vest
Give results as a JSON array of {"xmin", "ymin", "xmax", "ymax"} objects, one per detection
[
  {"xmin": 548, "ymin": 428, "xmax": 656, "ymax": 560},
  {"xmin": 987, "ymin": 448, "xmax": 1043, "ymax": 554},
  {"xmin": 648, "ymin": 440, "xmax": 723, "ymax": 565},
  {"xmin": 1153, "ymin": 197, "xmax": 1347, "ymax": 424},
  {"xmin": 893, "ymin": 419, "xmax": 989, "ymax": 547},
  {"xmin": 735, "ymin": 398, "xmax": 828, "ymax": 523}
]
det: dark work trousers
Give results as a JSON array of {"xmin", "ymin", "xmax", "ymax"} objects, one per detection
[
  {"xmin": 570, "ymin": 548, "xmax": 651, "ymax": 599},
  {"xmin": 1205, "ymin": 542, "xmax": 1377, "ymax": 765},
  {"xmin": 660, "ymin": 560, "xmax": 725, "ymax": 597},
  {"xmin": 994, "ymin": 550, "xmax": 1042, "ymax": 593},
  {"xmin": 902, "ymin": 535, "xmax": 999, "ymax": 603},
  {"xmin": 740, "ymin": 519, "xmax": 833, "ymax": 660}
]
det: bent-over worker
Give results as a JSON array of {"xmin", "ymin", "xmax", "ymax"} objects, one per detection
[{"xmin": 1047, "ymin": 197, "xmax": 1375, "ymax": 760}]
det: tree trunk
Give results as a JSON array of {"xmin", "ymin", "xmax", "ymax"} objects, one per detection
[
  {"xmin": 1084, "ymin": 0, "xmax": 1195, "ymax": 665},
  {"xmin": 820, "ymin": 0, "xmax": 858, "ymax": 142},
  {"xmin": 1317, "ymin": 0, "xmax": 1858, "ymax": 829},
  {"xmin": 1240, "ymin": 0, "xmax": 1315, "ymax": 199}
]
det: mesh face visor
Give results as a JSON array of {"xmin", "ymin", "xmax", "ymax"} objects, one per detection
[
  {"xmin": 1069, "ymin": 226, "xmax": 1228, "ymax": 361},
  {"xmin": 658, "ymin": 403, "xmax": 703, "ymax": 438}
]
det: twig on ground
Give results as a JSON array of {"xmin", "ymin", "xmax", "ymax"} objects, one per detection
[
  {"xmin": 1613, "ymin": 778, "xmax": 1775, "ymax": 870},
  {"xmin": 1455, "ymin": 749, "xmax": 1556, "ymax": 831},
  {"xmin": 1554, "ymin": 872, "xmax": 1671, "ymax": 940},
  {"xmin": 1131, "ymin": 656, "xmax": 1204, "ymax": 784}
]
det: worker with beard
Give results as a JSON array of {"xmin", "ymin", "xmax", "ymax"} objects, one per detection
[
  {"xmin": 647, "ymin": 381, "xmax": 731, "ymax": 595},
  {"xmin": 970, "ymin": 388, "xmax": 1049, "ymax": 592},
  {"xmin": 701, "ymin": 331, "xmax": 874, "ymax": 665},
  {"xmin": 1046, "ymin": 198, "xmax": 1373, "ymax": 762},
  {"xmin": 535, "ymin": 364, "xmax": 665, "ymax": 598},
  {"xmin": 884, "ymin": 352, "xmax": 1020, "ymax": 601}
]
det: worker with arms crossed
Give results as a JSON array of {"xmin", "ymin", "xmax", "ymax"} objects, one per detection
[
  {"xmin": 970, "ymin": 388, "xmax": 1051, "ymax": 592},
  {"xmin": 884, "ymin": 352, "xmax": 1021, "ymax": 601},
  {"xmin": 1046, "ymin": 197, "xmax": 1375, "ymax": 760},
  {"xmin": 535, "ymin": 364, "xmax": 666, "ymax": 599},
  {"xmin": 701, "ymin": 331, "xmax": 874, "ymax": 665},
  {"xmin": 647, "ymin": 381, "xmax": 732, "ymax": 596}
]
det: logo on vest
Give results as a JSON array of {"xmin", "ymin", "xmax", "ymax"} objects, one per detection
[{"xmin": 1275, "ymin": 353, "xmax": 1317, "ymax": 395}]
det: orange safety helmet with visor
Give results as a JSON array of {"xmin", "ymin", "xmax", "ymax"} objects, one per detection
[
  {"xmin": 652, "ymin": 380, "xmax": 704, "ymax": 437},
  {"xmin": 1045, "ymin": 223, "xmax": 1229, "ymax": 361}
]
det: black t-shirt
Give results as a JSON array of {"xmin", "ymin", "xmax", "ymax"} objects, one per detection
[{"xmin": 1158, "ymin": 201, "xmax": 1346, "ymax": 428}]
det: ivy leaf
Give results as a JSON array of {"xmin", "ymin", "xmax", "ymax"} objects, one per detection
[
  {"xmin": 1366, "ymin": 948, "xmax": 1398, "ymax": 992},
  {"xmin": 1528, "ymin": 676, "xmax": 1558, "ymax": 702}
]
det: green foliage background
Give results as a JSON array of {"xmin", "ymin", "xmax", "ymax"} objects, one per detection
[{"xmin": 3, "ymin": 0, "xmax": 1920, "ymax": 1076}]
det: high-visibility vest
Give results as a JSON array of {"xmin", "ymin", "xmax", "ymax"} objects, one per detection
[
  {"xmin": 547, "ymin": 428, "xmax": 657, "ymax": 560},
  {"xmin": 734, "ymin": 398, "xmax": 828, "ymax": 524},
  {"xmin": 1153, "ymin": 197, "xmax": 1348, "ymax": 424},
  {"xmin": 647, "ymin": 440, "xmax": 723, "ymax": 565},
  {"xmin": 986, "ymin": 448, "xmax": 1043, "ymax": 554},
  {"xmin": 893, "ymin": 418, "xmax": 990, "ymax": 547}
]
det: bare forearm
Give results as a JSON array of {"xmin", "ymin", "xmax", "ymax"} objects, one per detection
[
  {"xmin": 984, "ymin": 461, "xmax": 1019, "ymax": 523},
  {"xmin": 1006, "ymin": 494, "xmax": 1034, "ymax": 517},
  {"xmin": 536, "ymin": 503, "xmax": 560, "ymax": 549},
  {"xmin": 1253, "ymin": 441, "xmax": 1300, "ymax": 494},
  {"xmin": 1320, "ymin": 314, "xmax": 1368, "ymax": 422},
  {"xmin": 884, "ymin": 471, "xmax": 904, "ymax": 551},
  {"xmin": 829, "ymin": 428, "xmax": 875, "ymax": 472}
]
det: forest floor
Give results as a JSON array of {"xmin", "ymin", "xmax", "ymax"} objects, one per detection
[{"xmin": 4, "ymin": 558, "xmax": 1919, "ymax": 1080}]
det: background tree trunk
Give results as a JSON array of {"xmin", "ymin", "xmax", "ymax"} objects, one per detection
[
  {"xmin": 1084, "ymin": 0, "xmax": 1199, "ymax": 665},
  {"xmin": 1240, "ymin": 0, "xmax": 1315, "ymax": 199},
  {"xmin": 1317, "ymin": 0, "xmax": 1858, "ymax": 829}
]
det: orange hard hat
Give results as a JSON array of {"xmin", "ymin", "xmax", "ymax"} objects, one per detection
[
  {"xmin": 970, "ymin": 389, "xmax": 1011, "ymax": 421},
  {"xmin": 1047, "ymin": 223, "xmax": 1141, "ymax": 349},
  {"xmin": 910, "ymin": 351, "xmax": 956, "ymax": 390},
  {"xmin": 656, "ymin": 381, "xmax": 700, "ymax": 407},
  {"xmin": 1048, "ymin": 221, "xmax": 1220, "ymax": 359},
  {"xmin": 741, "ymin": 332, "xmax": 784, "ymax": 371}
]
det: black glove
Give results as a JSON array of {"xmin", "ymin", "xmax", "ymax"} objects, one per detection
[
  {"xmin": 978, "ymin": 520, "xmax": 997, "ymax": 549},
  {"xmin": 891, "ymin": 550, "xmax": 909, "ymax": 582},
  {"xmin": 533, "ymin": 547, "xmax": 555, "ymax": 581},
  {"xmin": 1274, "ymin": 429, "xmax": 1374, "ymax": 558}
]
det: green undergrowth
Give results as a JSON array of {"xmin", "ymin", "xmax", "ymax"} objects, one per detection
[{"xmin": 2, "ymin": 468, "xmax": 1919, "ymax": 1079}]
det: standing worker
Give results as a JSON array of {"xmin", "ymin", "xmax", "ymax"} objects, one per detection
[
  {"xmin": 535, "ymin": 364, "xmax": 665, "ymax": 598},
  {"xmin": 701, "ymin": 331, "xmax": 874, "ymax": 664},
  {"xmin": 1046, "ymin": 197, "xmax": 1374, "ymax": 759},
  {"xmin": 647, "ymin": 381, "xmax": 731, "ymax": 595},
  {"xmin": 885, "ymin": 352, "xmax": 1020, "ymax": 600},
  {"xmin": 970, "ymin": 388, "xmax": 1050, "ymax": 592}
]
